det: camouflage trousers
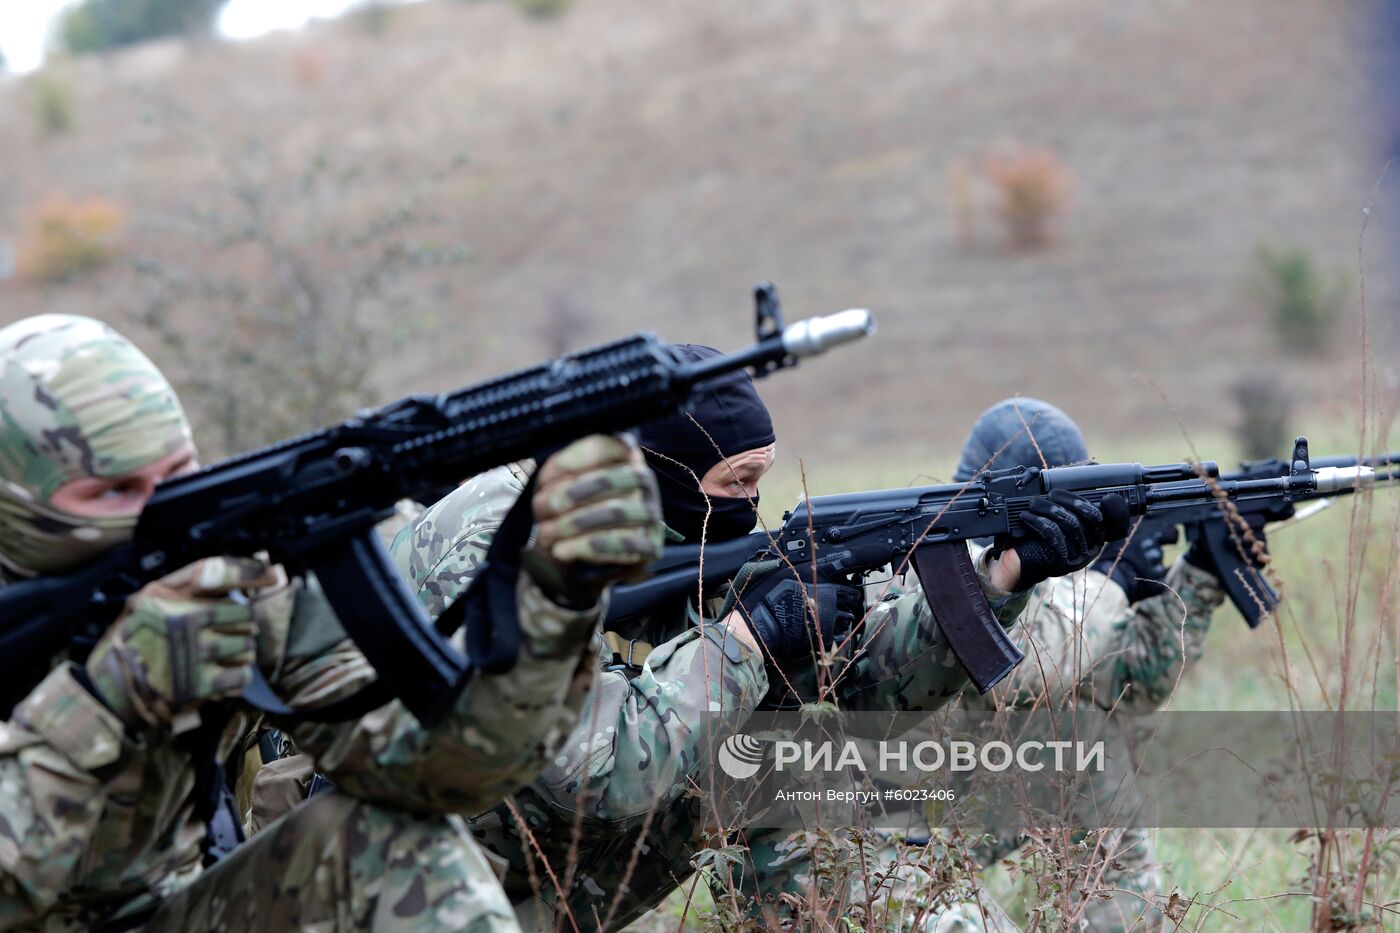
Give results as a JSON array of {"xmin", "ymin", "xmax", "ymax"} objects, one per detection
[{"xmin": 145, "ymin": 792, "xmax": 520, "ymax": 932}]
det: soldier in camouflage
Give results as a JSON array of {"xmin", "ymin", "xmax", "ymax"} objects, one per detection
[
  {"xmin": 0, "ymin": 314, "xmax": 665, "ymax": 931},
  {"xmin": 730, "ymin": 399, "xmax": 1232, "ymax": 932},
  {"xmin": 799, "ymin": 399, "xmax": 1226, "ymax": 932},
  {"xmin": 384, "ymin": 348, "xmax": 1119, "ymax": 931},
  {"xmin": 951, "ymin": 399, "xmax": 1226, "ymax": 933}
]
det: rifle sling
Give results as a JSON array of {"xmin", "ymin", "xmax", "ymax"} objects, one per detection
[
  {"xmin": 431, "ymin": 469, "xmax": 533, "ymax": 674},
  {"xmin": 238, "ymin": 473, "xmax": 537, "ymax": 725}
]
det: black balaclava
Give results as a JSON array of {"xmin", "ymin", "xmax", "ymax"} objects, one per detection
[
  {"xmin": 638, "ymin": 345, "xmax": 776, "ymax": 543},
  {"xmin": 954, "ymin": 397, "xmax": 1089, "ymax": 482}
]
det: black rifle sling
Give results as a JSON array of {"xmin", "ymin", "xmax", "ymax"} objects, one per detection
[
  {"xmin": 432, "ymin": 471, "xmax": 535, "ymax": 675},
  {"xmin": 911, "ymin": 542, "xmax": 1024, "ymax": 693},
  {"xmin": 179, "ymin": 706, "xmax": 245, "ymax": 869},
  {"xmin": 238, "ymin": 481, "xmax": 537, "ymax": 725}
]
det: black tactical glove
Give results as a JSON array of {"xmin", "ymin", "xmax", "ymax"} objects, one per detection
[
  {"xmin": 997, "ymin": 490, "xmax": 1130, "ymax": 590},
  {"xmin": 1183, "ymin": 511, "xmax": 1270, "ymax": 578},
  {"xmin": 736, "ymin": 565, "xmax": 863, "ymax": 671},
  {"xmin": 1092, "ymin": 529, "xmax": 1169, "ymax": 603}
]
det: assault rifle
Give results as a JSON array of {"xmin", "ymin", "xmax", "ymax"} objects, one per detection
[
  {"xmin": 606, "ymin": 437, "xmax": 1372, "ymax": 693},
  {"xmin": 0, "ymin": 285, "xmax": 874, "ymax": 725},
  {"xmin": 1117, "ymin": 448, "xmax": 1399, "ymax": 627}
]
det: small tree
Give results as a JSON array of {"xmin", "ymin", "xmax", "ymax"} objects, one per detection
[
  {"xmin": 982, "ymin": 148, "xmax": 1070, "ymax": 251},
  {"xmin": 31, "ymin": 72, "xmax": 76, "ymax": 137},
  {"xmin": 58, "ymin": 0, "xmax": 229, "ymax": 55},
  {"xmin": 1251, "ymin": 242, "xmax": 1349, "ymax": 356},
  {"xmin": 128, "ymin": 108, "xmax": 468, "ymax": 456}
]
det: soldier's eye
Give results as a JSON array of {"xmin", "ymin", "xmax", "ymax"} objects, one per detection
[{"xmin": 101, "ymin": 483, "xmax": 141, "ymax": 500}]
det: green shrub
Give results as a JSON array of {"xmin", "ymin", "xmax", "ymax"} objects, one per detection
[
  {"xmin": 32, "ymin": 73, "xmax": 76, "ymax": 137},
  {"xmin": 513, "ymin": 0, "xmax": 572, "ymax": 19},
  {"xmin": 352, "ymin": 0, "xmax": 395, "ymax": 36},
  {"xmin": 58, "ymin": 0, "xmax": 228, "ymax": 55},
  {"xmin": 1252, "ymin": 242, "xmax": 1348, "ymax": 355}
]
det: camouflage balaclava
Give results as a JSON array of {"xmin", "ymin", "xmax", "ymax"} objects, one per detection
[{"xmin": 0, "ymin": 315, "xmax": 193, "ymax": 577}]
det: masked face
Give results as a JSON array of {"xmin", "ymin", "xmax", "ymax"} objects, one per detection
[
  {"xmin": 637, "ymin": 344, "xmax": 778, "ymax": 545},
  {"xmin": 654, "ymin": 443, "xmax": 777, "ymax": 543},
  {"xmin": 0, "ymin": 315, "xmax": 195, "ymax": 577}
]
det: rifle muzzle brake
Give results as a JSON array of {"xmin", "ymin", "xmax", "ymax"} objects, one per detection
[
  {"xmin": 1312, "ymin": 465, "xmax": 1374, "ymax": 494},
  {"xmin": 780, "ymin": 309, "xmax": 876, "ymax": 357}
]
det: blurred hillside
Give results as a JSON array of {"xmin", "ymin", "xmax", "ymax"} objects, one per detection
[{"xmin": 1, "ymin": 0, "xmax": 1394, "ymax": 471}]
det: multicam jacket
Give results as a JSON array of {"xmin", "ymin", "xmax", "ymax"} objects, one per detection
[
  {"xmin": 735, "ymin": 558, "xmax": 1228, "ymax": 932},
  {"xmin": 0, "ymin": 543, "xmax": 603, "ymax": 930},
  {"xmin": 973, "ymin": 556, "xmax": 1226, "ymax": 714},
  {"xmin": 389, "ymin": 466, "xmax": 1033, "ymax": 931}
]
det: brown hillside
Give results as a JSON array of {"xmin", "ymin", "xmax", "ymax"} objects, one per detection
[{"xmin": 0, "ymin": 0, "xmax": 1392, "ymax": 468}]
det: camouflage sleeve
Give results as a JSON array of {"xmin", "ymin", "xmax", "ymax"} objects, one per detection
[
  {"xmin": 981, "ymin": 570, "xmax": 1130, "ymax": 710},
  {"xmin": 840, "ymin": 545, "xmax": 1031, "ymax": 714},
  {"xmin": 0, "ymin": 664, "xmax": 144, "ymax": 925},
  {"xmin": 1079, "ymin": 556, "xmax": 1226, "ymax": 712},
  {"xmin": 267, "ymin": 464, "xmax": 606, "ymax": 814},
  {"xmin": 525, "ymin": 621, "xmax": 768, "ymax": 826}
]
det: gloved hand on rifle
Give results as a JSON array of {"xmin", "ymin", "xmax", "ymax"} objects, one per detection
[
  {"xmin": 1092, "ymin": 529, "xmax": 1169, "ymax": 603},
  {"xmin": 990, "ymin": 490, "xmax": 1130, "ymax": 590},
  {"xmin": 527, "ymin": 434, "xmax": 666, "ymax": 608},
  {"xmin": 1183, "ymin": 510, "xmax": 1271, "ymax": 579},
  {"xmin": 84, "ymin": 557, "xmax": 278, "ymax": 732},
  {"xmin": 734, "ymin": 564, "xmax": 864, "ymax": 681}
]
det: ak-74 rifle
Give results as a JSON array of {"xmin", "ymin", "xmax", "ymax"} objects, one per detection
[
  {"xmin": 605, "ymin": 437, "xmax": 1373, "ymax": 693},
  {"xmin": 1113, "ymin": 446, "xmax": 1400, "ymax": 627},
  {"xmin": 0, "ymin": 285, "xmax": 874, "ymax": 726}
]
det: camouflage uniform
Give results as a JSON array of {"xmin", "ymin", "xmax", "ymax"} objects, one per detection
[
  {"xmin": 729, "ymin": 553, "xmax": 1226, "ymax": 932},
  {"xmin": 384, "ymin": 469, "xmax": 1030, "ymax": 931},
  {"xmin": 960, "ymin": 556, "xmax": 1225, "ymax": 933},
  {"xmin": 0, "ymin": 316, "xmax": 609, "ymax": 931}
]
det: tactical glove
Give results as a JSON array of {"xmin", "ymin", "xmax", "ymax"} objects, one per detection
[
  {"xmin": 736, "ymin": 565, "xmax": 863, "ymax": 671},
  {"xmin": 998, "ymin": 490, "xmax": 1129, "ymax": 589},
  {"xmin": 1183, "ymin": 511, "xmax": 1270, "ymax": 578},
  {"xmin": 527, "ymin": 434, "xmax": 665, "ymax": 606},
  {"xmin": 85, "ymin": 557, "xmax": 275, "ymax": 732},
  {"xmin": 1092, "ymin": 530, "xmax": 1169, "ymax": 603}
]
